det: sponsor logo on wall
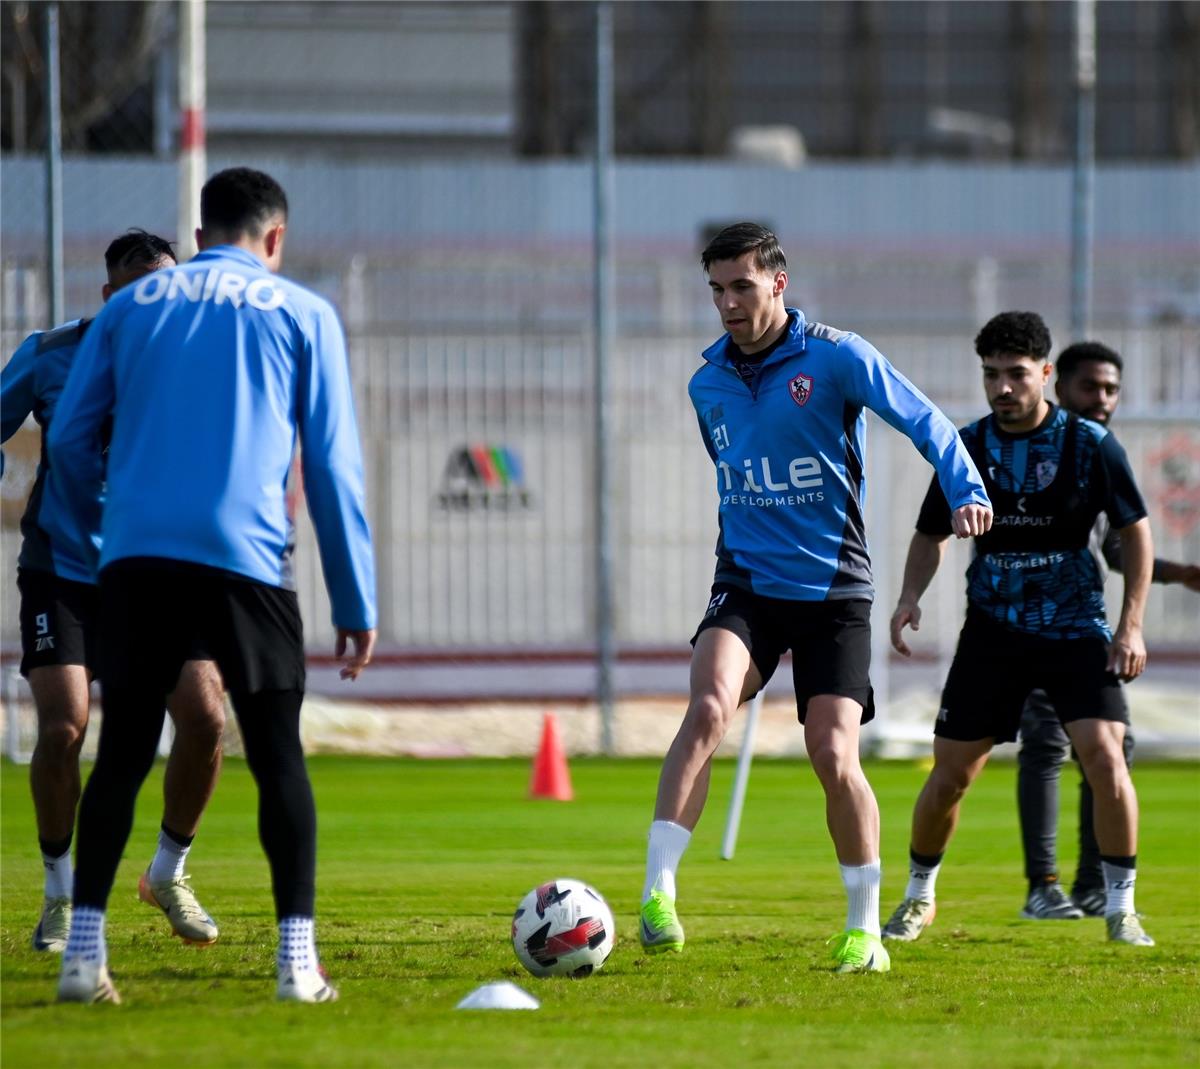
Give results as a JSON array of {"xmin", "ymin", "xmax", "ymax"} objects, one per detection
[{"xmin": 437, "ymin": 444, "xmax": 535, "ymax": 512}]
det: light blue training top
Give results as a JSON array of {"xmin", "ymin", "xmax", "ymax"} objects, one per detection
[
  {"xmin": 689, "ymin": 309, "xmax": 989, "ymax": 601},
  {"xmin": 46, "ymin": 245, "xmax": 377, "ymax": 630}
]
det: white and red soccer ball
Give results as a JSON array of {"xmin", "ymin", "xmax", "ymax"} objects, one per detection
[{"xmin": 511, "ymin": 878, "xmax": 615, "ymax": 979}]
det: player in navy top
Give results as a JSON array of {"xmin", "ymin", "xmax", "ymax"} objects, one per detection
[
  {"xmin": 53, "ymin": 169, "xmax": 376, "ymax": 1005},
  {"xmin": 883, "ymin": 311, "xmax": 1157, "ymax": 949},
  {"xmin": 1, "ymin": 230, "xmax": 225, "ymax": 955},
  {"xmin": 638, "ymin": 223, "xmax": 992, "ymax": 973},
  {"xmin": 1015, "ymin": 341, "xmax": 1200, "ymax": 920}
]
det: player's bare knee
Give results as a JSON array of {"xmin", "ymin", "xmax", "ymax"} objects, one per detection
[
  {"xmin": 168, "ymin": 666, "xmax": 226, "ymax": 749},
  {"xmin": 1079, "ymin": 746, "xmax": 1128, "ymax": 796},
  {"xmin": 927, "ymin": 763, "xmax": 972, "ymax": 807},
  {"xmin": 169, "ymin": 700, "xmax": 225, "ymax": 752},
  {"xmin": 683, "ymin": 691, "xmax": 734, "ymax": 745},
  {"xmin": 35, "ymin": 717, "xmax": 86, "ymax": 762},
  {"xmin": 806, "ymin": 739, "xmax": 858, "ymax": 789}
]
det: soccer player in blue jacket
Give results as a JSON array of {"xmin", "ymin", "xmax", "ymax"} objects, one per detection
[
  {"xmin": 48, "ymin": 168, "xmax": 377, "ymax": 1004},
  {"xmin": 1, "ymin": 230, "xmax": 225, "ymax": 954},
  {"xmin": 638, "ymin": 223, "xmax": 992, "ymax": 973},
  {"xmin": 883, "ymin": 311, "xmax": 1156, "ymax": 948}
]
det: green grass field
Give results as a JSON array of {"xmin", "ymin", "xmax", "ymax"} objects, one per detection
[{"xmin": 2, "ymin": 755, "xmax": 1198, "ymax": 1068}]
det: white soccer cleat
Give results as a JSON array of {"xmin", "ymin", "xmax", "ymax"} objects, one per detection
[
  {"xmin": 138, "ymin": 871, "xmax": 219, "ymax": 945},
  {"xmin": 32, "ymin": 896, "xmax": 72, "ymax": 953},
  {"xmin": 1106, "ymin": 912, "xmax": 1155, "ymax": 947},
  {"xmin": 882, "ymin": 897, "xmax": 937, "ymax": 942},
  {"xmin": 57, "ymin": 958, "xmax": 121, "ymax": 1004},
  {"xmin": 277, "ymin": 963, "xmax": 339, "ymax": 1003}
]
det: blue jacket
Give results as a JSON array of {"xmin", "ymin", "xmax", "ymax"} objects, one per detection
[
  {"xmin": 690, "ymin": 310, "xmax": 989, "ymax": 600},
  {"xmin": 46, "ymin": 245, "xmax": 377, "ymax": 631},
  {"xmin": 1, "ymin": 319, "xmax": 99, "ymax": 583}
]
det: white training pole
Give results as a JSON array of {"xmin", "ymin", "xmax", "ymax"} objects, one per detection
[
  {"xmin": 158, "ymin": 714, "xmax": 174, "ymax": 758},
  {"xmin": 720, "ymin": 690, "xmax": 764, "ymax": 860},
  {"xmin": 4, "ymin": 666, "xmax": 33, "ymax": 764},
  {"xmin": 177, "ymin": 0, "xmax": 206, "ymax": 258}
]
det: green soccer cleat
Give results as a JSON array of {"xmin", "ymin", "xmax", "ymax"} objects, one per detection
[
  {"xmin": 32, "ymin": 896, "xmax": 72, "ymax": 953},
  {"xmin": 882, "ymin": 897, "xmax": 936, "ymax": 942},
  {"xmin": 138, "ymin": 871, "xmax": 219, "ymax": 946},
  {"xmin": 639, "ymin": 890, "xmax": 685, "ymax": 954},
  {"xmin": 1105, "ymin": 912, "xmax": 1155, "ymax": 947},
  {"xmin": 829, "ymin": 929, "xmax": 891, "ymax": 973}
]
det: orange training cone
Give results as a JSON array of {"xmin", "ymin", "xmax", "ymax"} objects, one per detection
[{"xmin": 529, "ymin": 711, "xmax": 573, "ymax": 801}]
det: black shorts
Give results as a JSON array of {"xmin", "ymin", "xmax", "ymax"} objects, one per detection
[
  {"xmin": 17, "ymin": 567, "xmax": 100, "ymax": 678},
  {"xmin": 99, "ymin": 557, "xmax": 306, "ymax": 696},
  {"xmin": 691, "ymin": 583, "xmax": 874, "ymax": 723},
  {"xmin": 937, "ymin": 610, "xmax": 1129, "ymax": 744}
]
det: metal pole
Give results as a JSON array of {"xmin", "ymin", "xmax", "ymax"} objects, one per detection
[
  {"xmin": 721, "ymin": 692, "xmax": 763, "ymax": 860},
  {"xmin": 593, "ymin": 1, "xmax": 616, "ymax": 755},
  {"xmin": 44, "ymin": 1, "xmax": 63, "ymax": 325},
  {"xmin": 1070, "ymin": 0, "xmax": 1096, "ymax": 340},
  {"xmin": 178, "ymin": 0, "xmax": 206, "ymax": 258}
]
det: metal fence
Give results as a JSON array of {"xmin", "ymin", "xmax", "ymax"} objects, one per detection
[
  {"xmin": 2, "ymin": 156, "xmax": 1198, "ymax": 662},
  {"xmin": 258, "ymin": 326, "xmax": 1200, "ymax": 656}
]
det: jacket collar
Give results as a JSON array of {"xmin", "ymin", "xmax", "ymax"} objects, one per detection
[
  {"xmin": 191, "ymin": 245, "xmax": 268, "ymax": 270},
  {"xmin": 701, "ymin": 308, "xmax": 807, "ymax": 368}
]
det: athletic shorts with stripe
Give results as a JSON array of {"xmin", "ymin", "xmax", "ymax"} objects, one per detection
[{"xmin": 692, "ymin": 582, "xmax": 875, "ymax": 723}]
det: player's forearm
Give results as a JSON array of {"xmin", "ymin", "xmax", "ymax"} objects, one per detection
[
  {"xmin": 898, "ymin": 532, "xmax": 947, "ymax": 607},
  {"xmin": 1101, "ymin": 529, "xmax": 1175, "ymax": 585},
  {"xmin": 1115, "ymin": 517, "xmax": 1153, "ymax": 633},
  {"xmin": 1153, "ymin": 559, "xmax": 1198, "ymax": 585}
]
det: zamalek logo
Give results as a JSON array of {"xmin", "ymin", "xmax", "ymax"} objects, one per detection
[
  {"xmin": 437, "ymin": 444, "xmax": 535, "ymax": 512},
  {"xmin": 1035, "ymin": 459, "xmax": 1058, "ymax": 490},
  {"xmin": 789, "ymin": 372, "xmax": 814, "ymax": 407}
]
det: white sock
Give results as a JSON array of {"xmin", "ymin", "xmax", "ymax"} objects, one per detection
[
  {"xmin": 148, "ymin": 828, "xmax": 192, "ymax": 883},
  {"xmin": 840, "ymin": 860, "xmax": 882, "ymax": 937},
  {"xmin": 63, "ymin": 906, "xmax": 106, "ymax": 964},
  {"xmin": 42, "ymin": 848, "xmax": 73, "ymax": 899},
  {"xmin": 1102, "ymin": 860, "xmax": 1137, "ymax": 915},
  {"xmin": 642, "ymin": 820, "xmax": 692, "ymax": 902},
  {"xmin": 278, "ymin": 915, "xmax": 319, "ymax": 972},
  {"xmin": 905, "ymin": 852, "xmax": 942, "ymax": 902}
]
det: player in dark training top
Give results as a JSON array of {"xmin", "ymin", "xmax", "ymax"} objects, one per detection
[
  {"xmin": 883, "ymin": 311, "xmax": 1156, "ymax": 949},
  {"xmin": 1, "ymin": 231, "xmax": 225, "ymax": 956},
  {"xmin": 1013, "ymin": 341, "xmax": 1200, "ymax": 922},
  {"xmin": 637, "ymin": 223, "xmax": 992, "ymax": 974}
]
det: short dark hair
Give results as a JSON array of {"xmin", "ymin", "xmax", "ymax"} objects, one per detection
[
  {"xmin": 104, "ymin": 228, "xmax": 175, "ymax": 276},
  {"xmin": 974, "ymin": 311, "xmax": 1052, "ymax": 361},
  {"xmin": 1057, "ymin": 340, "xmax": 1123, "ymax": 379},
  {"xmin": 200, "ymin": 167, "xmax": 288, "ymax": 238},
  {"xmin": 701, "ymin": 222, "xmax": 786, "ymax": 275}
]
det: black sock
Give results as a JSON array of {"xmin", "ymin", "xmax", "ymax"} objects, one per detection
[
  {"xmin": 39, "ymin": 834, "xmax": 73, "ymax": 860},
  {"xmin": 160, "ymin": 822, "xmax": 196, "ymax": 849},
  {"xmin": 909, "ymin": 848, "xmax": 944, "ymax": 869},
  {"xmin": 1099, "ymin": 853, "xmax": 1137, "ymax": 870}
]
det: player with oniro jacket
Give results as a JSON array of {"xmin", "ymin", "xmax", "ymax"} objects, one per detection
[{"xmin": 48, "ymin": 168, "xmax": 377, "ymax": 1005}]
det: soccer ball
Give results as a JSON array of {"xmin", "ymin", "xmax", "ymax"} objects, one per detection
[{"xmin": 511, "ymin": 878, "xmax": 615, "ymax": 979}]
